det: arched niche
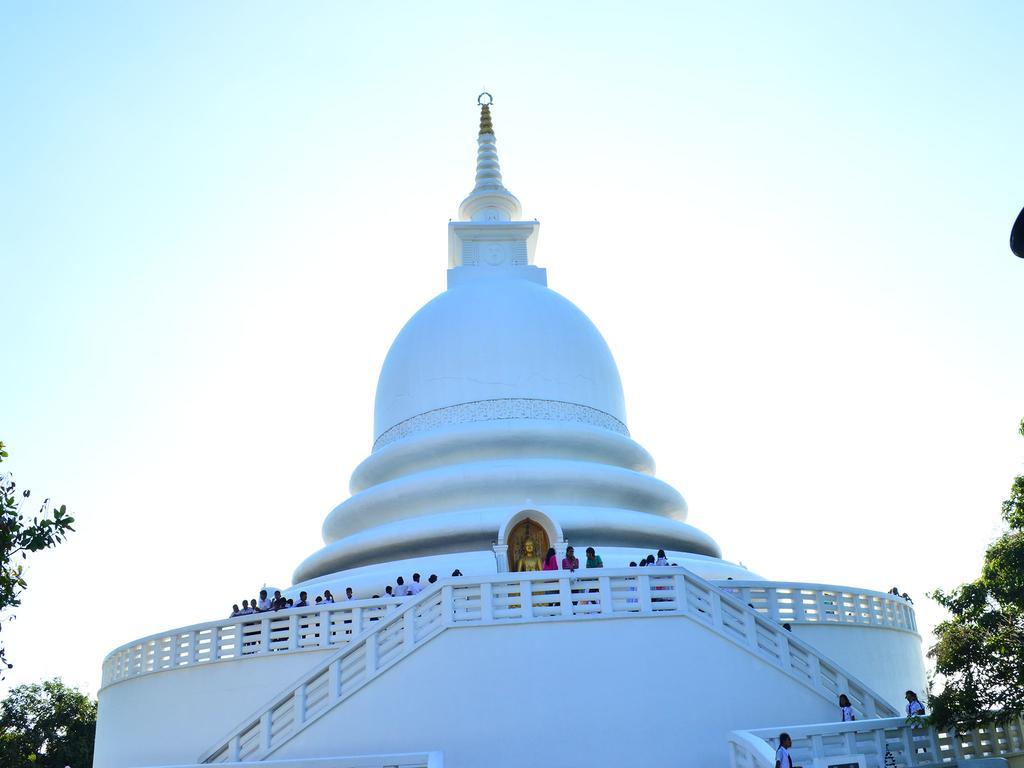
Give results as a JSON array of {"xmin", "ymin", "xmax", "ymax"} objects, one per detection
[{"xmin": 494, "ymin": 509, "xmax": 565, "ymax": 573}]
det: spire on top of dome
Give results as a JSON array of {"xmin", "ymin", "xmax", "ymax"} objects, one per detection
[
  {"xmin": 458, "ymin": 92, "xmax": 523, "ymax": 222},
  {"xmin": 478, "ymin": 101, "xmax": 494, "ymax": 135}
]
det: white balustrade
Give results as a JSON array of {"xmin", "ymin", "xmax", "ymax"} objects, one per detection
[
  {"xmin": 731, "ymin": 715, "xmax": 1024, "ymax": 768},
  {"xmin": 198, "ymin": 568, "xmax": 897, "ymax": 764},
  {"xmin": 101, "ymin": 598, "xmax": 405, "ymax": 687},
  {"xmin": 139, "ymin": 751, "xmax": 444, "ymax": 768},
  {"xmin": 716, "ymin": 581, "xmax": 918, "ymax": 633},
  {"xmin": 105, "ymin": 577, "xmax": 916, "ymax": 691}
]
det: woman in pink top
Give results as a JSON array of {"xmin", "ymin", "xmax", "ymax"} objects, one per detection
[
  {"xmin": 561, "ymin": 545, "xmax": 579, "ymax": 571},
  {"xmin": 543, "ymin": 547, "xmax": 558, "ymax": 570}
]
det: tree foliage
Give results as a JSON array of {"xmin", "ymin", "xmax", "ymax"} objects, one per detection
[
  {"xmin": 0, "ymin": 678, "xmax": 96, "ymax": 767},
  {"xmin": 928, "ymin": 418, "xmax": 1024, "ymax": 730},
  {"xmin": 0, "ymin": 442, "xmax": 75, "ymax": 672}
]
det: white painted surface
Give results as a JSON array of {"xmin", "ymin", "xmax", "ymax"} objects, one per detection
[
  {"xmin": 197, "ymin": 570, "xmax": 894, "ymax": 764},
  {"xmin": 102, "ymin": 577, "xmax": 916, "ymax": 692},
  {"xmin": 788, "ymin": 624, "xmax": 926, "ymax": 712},
  {"xmin": 94, "ymin": 569, "xmax": 897, "ymax": 767},
  {"xmin": 716, "ymin": 580, "xmax": 925, "ymax": 709},
  {"xmin": 270, "ymin": 618, "xmax": 838, "ymax": 768},
  {"xmin": 141, "ymin": 753, "xmax": 443, "ymax": 768},
  {"xmin": 95, "ymin": 650, "xmax": 334, "ymax": 768},
  {"xmin": 372, "ymin": 278, "xmax": 627, "ymax": 439},
  {"xmin": 101, "ymin": 598, "xmax": 403, "ymax": 687}
]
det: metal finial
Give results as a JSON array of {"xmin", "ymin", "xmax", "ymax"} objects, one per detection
[{"xmin": 477, "ymin": 92, "xmax": 493, "ymax": 106}]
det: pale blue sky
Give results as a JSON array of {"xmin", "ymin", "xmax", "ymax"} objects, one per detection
[{"xmin": 2, "ymin": 2, "xmax": 1022, "ymax": 696}]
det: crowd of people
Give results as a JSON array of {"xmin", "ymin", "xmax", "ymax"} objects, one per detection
[
  {"xmin": 225, "ymin": 548, "xmax": 692, "ymax": 617},
  {"xmin": 228, "ymin": 571, "xmax": 460, "ymax": 618},
  {"xmin": 542, "ymin": 546, "xmax": 675, "ymax": 571},
  {"xmin": 228, "ymin": 553, "xmax": 917, "ymax": 631}
]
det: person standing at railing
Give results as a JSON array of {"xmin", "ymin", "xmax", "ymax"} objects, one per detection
[
  {"xmin": 776, "ymin": 733, "xmax": 798, "ymax": 768},
  {"xmin": 905, "ymin": 691, "xmax": 925, "ymax": 717},
  {"xmin": 295, "ymin": 591, "xmax": 309, "ymax": 608},
  {"xmin": 584, "ymin": 547, "xmax": 603, "ymax": 604},
  {"xmin": 543, "ymin": 548, "xmax": 558, "ymax": 571},
  {"xmin": 395, "ymin": 577, "xmax": 410, "ymax": 597},
  {"xmin": 257, "ymin": 590, "xmax": 272, "ymax": 611},
  {"xmin": 839, "ymin": 694, "xmax": 856, "ymax": 721},
  {"xmin": 323, "ymin": 590, "xmax": 335, "ymax": 603},
  {"xmin": 655, "ymin": 549, "xmax": 669, "ymax": 566},
  {"xmin": 408, "ymin": 573, "xmax": 425, "ymax": 594},
  {"xmin": 562, "ymin": 546, "xmax": 579, "ymax": 571}
]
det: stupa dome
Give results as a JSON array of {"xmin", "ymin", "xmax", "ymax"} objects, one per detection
[{"xmin": 373, "ymin": 277, "xmax": 627, "ymax": 448}]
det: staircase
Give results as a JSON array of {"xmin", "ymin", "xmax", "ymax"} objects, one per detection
[{"xmin": 199, "ymin": 566, "xmax": 899, "ymax": 763}]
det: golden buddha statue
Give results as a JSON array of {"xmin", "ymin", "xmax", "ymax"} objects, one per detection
[{"xmin": 515, "ymin": 538, "xmax": 545, "ymax": 572}]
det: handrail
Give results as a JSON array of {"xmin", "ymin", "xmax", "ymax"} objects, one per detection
[
  {"xmin": 101, "ymin": 598, "xmax": 406, "ymax": 687},
  {"xmin": 134, "ymin": 751, "xmax": 443, "ymax": 768},
  {"xmin": 728, "ymin": 729, "xmax": 777, "ymax": 768},
  {"xmin": 732, "ymin": 714, "xmax": 1024, "ymax": 768},
  {"xmin": 103, "ymin": 578, "xmax": 918, "ymax": 689},
  {"xmin": 198, "ymin": 567, "xmax": 897, "ymax": 764},
  {"xmin": 714, "ymin": 580, "xmax": 918, "ymax": 634}
]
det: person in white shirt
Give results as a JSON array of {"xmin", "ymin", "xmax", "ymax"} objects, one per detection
[
  {"xmin": 839, "ymin": 694, "xmax": 855, "ymax": 721},
  {"xmin": 344, "ymin": 587, "xmax": 355, "ymax": 601},
  {"xmin": 775, "ymin": 733, "xmax": 795, "ymax": 768},
  {"xmin": 905, "ymin": 691, "xmax": 926, "ymax": 717},
  {"xmin": 394, "ymin": 577, "xmax": 410, "ymax": 597},
  {"xmin": 323, "ymin": 590, "xmax": 335, "ymax": 603},
  {"xmin": 407, "ymin": 573, "xmax": 424, "ymax": 595},
  {"xmin": 257, "ymin": 590, "xmax": 272, "ymax": 612},
  {"xmin": 655, "ymin": 549, "xmax": 669, "ymax": 566}
]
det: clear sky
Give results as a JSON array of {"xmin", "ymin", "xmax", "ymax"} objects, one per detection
[{"xmin": 1, "ymin": 2, "xmax": 1022, "ymax": 698}]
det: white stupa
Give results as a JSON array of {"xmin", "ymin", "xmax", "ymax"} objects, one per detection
[
  {"xmin": 292, "ymin": 94, "xmax": 724, "ymax": 594},
  {"xmin": 94, "ymin": 96, "xmax": 947, "ymax": 768}
]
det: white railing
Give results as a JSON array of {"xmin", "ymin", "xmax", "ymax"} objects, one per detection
[
  {"xmin": 731, "ymin": 715, "xmax": 1024, "ymax": 768},
  {"xmin": 715, "ymin": 581, "xmax": 917, "ymax": 633},
  {"xmin": 101, "ymin": 598, "xmax": 405, "ymax": 687},
  {"xmin": 729, "ymin": 729, "xmax": 779, "ymax": 768},
  {"xmin": 199, "ymin": 567, "xmax": 897, "ymax": 764},
  {"xmin": 103, "ymin": 579, "xmax": 917, "ymax": 689},
  {"xmin": 135, "ymin": 751, "xmax": 443, "ymax": 768}
]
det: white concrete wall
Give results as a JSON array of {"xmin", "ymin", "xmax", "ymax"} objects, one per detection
[
  {"xmin": 95, "ymin": 615, "xmax": 843, "ymax": 768},
  {"xmin": 269, "ymin": 617, "xmax": 839, "ymax": 768},
  {"xmin": 94, "ymin": 649, "xmax": 334, "ymax": 768},
  {"xmin": 788, "ymin": 623, "xmax": 927, "ymax": 710}
]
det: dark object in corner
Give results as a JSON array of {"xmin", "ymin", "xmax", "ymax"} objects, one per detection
[{"xmin": 1012, "ymin": 205, "xmax": 1024, "ymax": 258}]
